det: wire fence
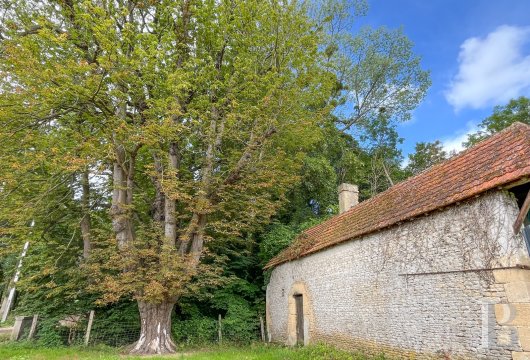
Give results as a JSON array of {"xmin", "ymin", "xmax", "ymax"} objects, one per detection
[
  {"xmin": 12, "ymin": 311, "xmax": 265, "ymax": 348},
  {"xmin": 90, "ymin": 320, "xmax": 140, "ymax": 347}
]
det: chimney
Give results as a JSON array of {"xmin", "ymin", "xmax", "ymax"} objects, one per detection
[{"xmin": 338, "ymin": 183, "xmax": 359, "ymax": 214}]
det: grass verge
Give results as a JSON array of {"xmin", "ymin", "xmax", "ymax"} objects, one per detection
[{"xmin": 0, "ymin": 342, "xmax": 387, "ymax": 360}]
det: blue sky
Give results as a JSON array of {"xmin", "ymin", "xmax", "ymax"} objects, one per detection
[{"xmin": 354, "ymin": 0, "xmax": 530, "ymax": 156}]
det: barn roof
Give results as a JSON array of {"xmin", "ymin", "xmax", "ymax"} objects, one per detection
[{"xmin": 265, "ymin": 122, "xmax": 530, "ymax": 269}]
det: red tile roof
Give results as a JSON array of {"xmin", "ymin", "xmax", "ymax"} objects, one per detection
[{"xmin": 265, "ymin": 122, "xmax": 530, "ymax": 269}]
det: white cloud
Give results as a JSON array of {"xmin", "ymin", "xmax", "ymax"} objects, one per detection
[
  {"xmin": 440, "ymin": 122, "xmax": 479, "ymax": 154},
  {"xmin": 445, "ymin": 25, "xmax": 530, "ymax": 110}
]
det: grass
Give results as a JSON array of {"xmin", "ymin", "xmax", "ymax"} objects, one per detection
[{"xmin": 0, "ymin": 342, "xmax": 386, "ymax": 360}]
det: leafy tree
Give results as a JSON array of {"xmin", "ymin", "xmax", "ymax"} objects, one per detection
[
  {"xmin": 315, "ymin": 2, "xmax": 430, "ymax": 194},
  {"xmin": 312, "ymin": 1, "xmax": 431, "ymax": 133},
  {"xmin": 465, "ymin": 96, "xmax": 530, "ymax": 147},
  {"xmin": 359, "ymin": 116, "xmax": 407, "ymax": 195},
  {"xmin": 405, "ymin": 140, "xmax": 447, "ymax": 176},
  {"xmin": 0, "ymin": 0, "xmax": 335, "ymax": 354}
]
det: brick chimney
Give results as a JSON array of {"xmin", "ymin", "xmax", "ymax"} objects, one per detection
[{"xmin": 338, "ymin": 183, "xmax": 359, "ymax": 214}]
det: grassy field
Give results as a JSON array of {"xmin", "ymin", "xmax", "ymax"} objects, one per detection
[{"xmin": 0, "ymin": 343, "xmax": 386, "ymax": 360}]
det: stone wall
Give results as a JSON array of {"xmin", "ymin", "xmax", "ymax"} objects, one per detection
[{"xmin": 266, "ymin": 191, "xmax": 530, "ymax": 359}]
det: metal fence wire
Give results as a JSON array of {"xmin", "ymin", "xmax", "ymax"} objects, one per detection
[
  {"xmin": 28, "ymin": 315, "xmax": 139, "ymax": 347},
  {"xmin": 89, "ymin": 320, "xmax": 140, "ymax": 347},
  {"xmin": 32, "ymin": 316, "xmax": 89, "ymax": 346},
  {"xmin": 20, "ymin": 312, "xmax": 265, "ymax": 347}
]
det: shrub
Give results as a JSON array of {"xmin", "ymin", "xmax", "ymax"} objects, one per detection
[{"xmin": 172, "ymin": 316, "xmax": 218, "ymax": 346}]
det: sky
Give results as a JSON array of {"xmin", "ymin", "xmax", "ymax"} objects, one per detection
[{"xmin": 354, "ymin": 0, "xmax": 530, "ymax": 156}]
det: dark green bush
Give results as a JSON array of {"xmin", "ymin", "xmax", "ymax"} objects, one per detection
[
  {"xmin": 172, "ymin": 316, "xmax": 218, "ymax": 346},
  {"xmin": 222, "ymin": 301, "xmax": 259, "ymax": 344}
]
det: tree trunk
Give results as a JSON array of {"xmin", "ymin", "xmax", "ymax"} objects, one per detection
[
  {"xmin": 381, "ymin": 158, "xmax": 395, "ymax": 187},
  {"xmin": 111, "ymin": 161, "xmax": 133, "ymax": 250},
  {"xmin": 80, "ymin": 169, "xmax": 91, "ymax": 259},
  {"xmin": 130, "ymin": 301, "xmax": 177, "ymax": 355},
  {"xmin": 164, "ymin": 142, "xmax": 180, "ymax": 246}
]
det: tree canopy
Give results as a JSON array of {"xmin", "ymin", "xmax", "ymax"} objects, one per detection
[
  {"xmin": 465, "ymin": 96, "xmax": 530, "ymax": 147},
  {"xmin": 405, "ymin": 140, "xmax": 447, "ymax": 176}
]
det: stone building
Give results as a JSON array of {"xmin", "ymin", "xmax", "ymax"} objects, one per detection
[{"xmin": 265, "ymin": 122, "xmax": 530, "ymax": 359}]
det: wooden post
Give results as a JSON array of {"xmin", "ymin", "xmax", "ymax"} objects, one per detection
[
  {"xmin": 514, "ymin": 189, "xmax": 530, "ymax": 233},
  {"xmin": 28, "ymin": 315, "xmax": 38, "ymax": 340},
  {"xmin": 260, "ymin": 316, "xmax": 265, "ymax": 342},
  {"xmin": 10, "ymin": 316, "xmax": 33, "ymax": 341},
  {"xmin": 84, "ymin": 310, "xmax": 95, "ymax": 346},
  {"xmin": 218, "ymin": 314, "xmax": 222, "ymax": 344}
]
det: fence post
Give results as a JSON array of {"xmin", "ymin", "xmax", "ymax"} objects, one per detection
[
  {"xmin": 10, "ymin": 316, "xmax": 33, "ymax": 341},
  {"xmin": 260, "ymin": 316, "xmax": 265, "ymax": 342},
  {"xmin": 84, "ymin": 310, "xmax": 95, "ymax": 346},
  {"xmin": 218, "ymin": 314, "xmax": 222, "ymax": 344},
  {"xmin": 28, "ymin": 314, "xmax": 39, "ymax": 340}
]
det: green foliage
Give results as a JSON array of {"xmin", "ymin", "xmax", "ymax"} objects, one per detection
[
  {"xmin": 172, "ymin": 316, "xmax": 218, "ymax": 346},
  {"xmin": 358, "ymin": 117, "xmax": 408, "ymax": 195},
  {"xmin": 259, "ymin": 217, "xmax": 327, "ymax": 266},
  {"xmin": 0, "ymin": 0, "xmax": 335, "ymax": 309},
  {"xmin": 405, "ymin": 140, "xmax": 447, "ymax": 176},
  {"xmin": 174, "ymin": 299, "xmax": 260, "ymax": 347},
  {"xmin": 221, "ymin": 299, "xmax": 259, "ymax": 344},
  {"xmin": 465, "ymin": 96, "xmax": 530, "ymax": 147},
  {"xmin": 0, "ymin": 254, "xmax": 17, "ymax": 298},
  {"xmin": 173, "ymin": 295, "xmax": 260, "ymax": 346},
  {"xmin": 33, "ymin": 317, "xmax": 70, "ymax": 347},
  {"xmin": 301, "ymin": 156, "xmax": 338, "ymax": 212},
  {"xmin": 172, "ymin": 233, "xmax": 263, "ymax": 346},
  {"xmin": 258, "ymin": 224, "xmax": 298, "ymax": 266},
  {"xmin": 312, "ymin": 1, "xmax": 430, "ymax": 131}
]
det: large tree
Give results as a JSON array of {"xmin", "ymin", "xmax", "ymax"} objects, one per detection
[{"xmin": 0, "ymin": 0, "xmax": 334, "ymax": 353}]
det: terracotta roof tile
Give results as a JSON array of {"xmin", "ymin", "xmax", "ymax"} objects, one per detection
[{"xmin": 265, "ymin": 122, "xmax": 530, "ymax": 269}]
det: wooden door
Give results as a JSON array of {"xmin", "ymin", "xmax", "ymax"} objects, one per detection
[{"xmin": 294, "ymin": 294, "xmax": 304, "ymax": 345}]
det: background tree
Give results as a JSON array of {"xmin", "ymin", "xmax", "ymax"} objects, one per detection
[
  {"xmin": 311, "ymin": 0, "xmax": 430, "ymax": 132},
  {"xmin": 358, "ymin": 117, "xmax": 408, "ymax": 195},
  {"xmin": 465, "ymin": 96, "xmax": 530, "ymax": 147},
  {"xmin": 405, "ymin": 140, "xmax": 447, "ymax": 175},
  {"xmin": 333, "ymin": 27, "xmax": 431, "ymax": 133},
  {"xmin": 312, "ymin": 0, "xmax": 430, "ymax": 195}
]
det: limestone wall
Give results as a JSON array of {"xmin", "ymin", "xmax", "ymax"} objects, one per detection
[{"xmin": 266, "ymin": 191, "xmax": 530, "ymax": 359}]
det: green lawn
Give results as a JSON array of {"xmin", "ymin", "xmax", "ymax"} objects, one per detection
[{"xmin": 0, "ymin": 343, "xmax": 385, "ymax": 360}]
